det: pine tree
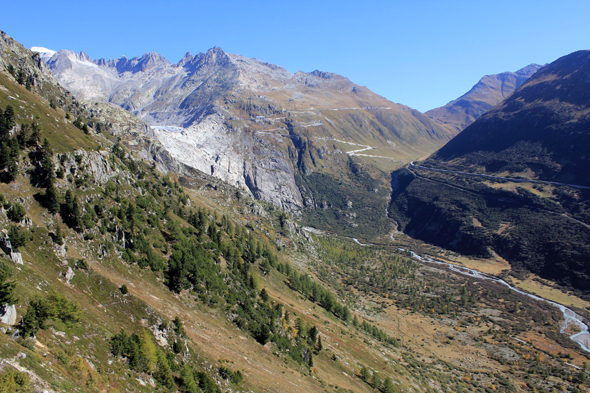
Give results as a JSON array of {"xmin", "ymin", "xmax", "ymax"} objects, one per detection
[
  {"xmin": 46, "ymin": 184, "xmax": 60, "ymax": 213},
  {"xmin": 140, "ymin": 329, "xmax": 158, "ymax": 374},
  {"xmin": 154, "ymin": 351, "xmax": 175, "ymax": 390},
  {"xmin": 360, "ymin": 365, "xmax": 370, "ymax": 382},
  {"xmin": 54, "ymin": 224, "xmax": 64, "ymax": 245},
  {"xmin": 383, "ymin": 377, "xmax": 396, "ymax": 393},
  {"xmin": 179, "ymin": 363, "xmax": 199, "ymax": 393},
  {"xmin": 372, "ymin": 371, "xmax": 381, "ymax": 390},
  {"xmin": 0, "ymin": 270, "xmax": 18, "ymax": 311},
  {"xmin": 20, "ymin": 306, "xmax": 40, "ymax": 337},
  {"xmin": 28, "ymin": 123, "xmax": 40, "ymax": 146},
  {"xmin": 316, "ymin": 335, "xmax": 323, "ymax": 352},
  {"xmin": 16, "ymin": 69, "xmax": 25, "ymax": 85},
  {"xmin": 173, "ymin": 316, "xmax": 185, "ymax": 336}
]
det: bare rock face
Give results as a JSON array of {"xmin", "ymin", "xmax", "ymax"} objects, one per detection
[
  {"xmin": 0, "ymin": 304, "xmax": 17, "ymax": 325},
  {"xmin": 0, "ymin": 232, "xmax": 24, "ymax": 265},
  {"xmin": 44, "ymin": 46, "xmax": 454, "ymax": 211},
  {"xmin": 63, "ymin": 266, "xmax": 74, "ymax": 284},
  {"xmin": 59, "ymin": 149, "xmax": 121, "ymax": 185}
]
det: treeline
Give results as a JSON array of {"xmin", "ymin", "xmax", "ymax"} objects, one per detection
[
  {"xmin": 110, "ymin": 327, "xmax": 225, "ymax": 393},
  {"xmin": 286, "ymin": 269, "xmax": 351, "ymax": 321},
  {"xmin": 354, "ymin": 317, "xmax": 399, "ymax": 347}
]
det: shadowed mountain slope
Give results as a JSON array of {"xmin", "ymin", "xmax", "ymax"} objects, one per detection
[{"xmin": 389, "ymin": 51, "xmax": 590, "ymax": 293}]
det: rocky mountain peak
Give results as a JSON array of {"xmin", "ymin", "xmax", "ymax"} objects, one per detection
[
  {"xmin": 77, "ymin": 51, "xmax": 93, "ymax": 63},
  {"xmin": 176, "ymin": 52, "xmax": 194, "ymax": 67},
  {"xmin": 202, "ymin": 46, "xmax": 230, "ymax": 66},
  {"xmin": 180, "ymin": 47, "xmax": 232, "ymax": 73},
  {"xmin": 310, "ymin": 70, "xmax": 333, "ymax": 79},
  {"xmin": 426, "ymin": 63, "xmax": 544, "ymax": 133},
  {"xmin": 112, "ymin": 51, "xmax": 170, "ymax": 74}
]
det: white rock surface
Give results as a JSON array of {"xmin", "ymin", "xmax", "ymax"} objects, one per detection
[{"xmin": 0, "ymin": 304, "xmax": 17, "ymax": 325}]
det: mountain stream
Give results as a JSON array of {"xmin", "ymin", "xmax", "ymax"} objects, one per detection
[{"xmin": 403, "ymin": 250, "xmax": 590, "ymax": 353}]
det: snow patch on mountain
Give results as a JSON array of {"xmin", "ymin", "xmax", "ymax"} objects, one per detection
[{"xmin": 31, "ymin": 46, "xmax": 56, "ymax": 62}]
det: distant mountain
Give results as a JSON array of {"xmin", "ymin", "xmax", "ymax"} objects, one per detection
[
  {"xmin": 42, "ymin": 47, "xmax": 454, "ymax": 236},
  {"xmin": 426, "ymin": 64, "xmax": 543, "ymax": 133},
  {"xmin": 389, "ymin": 51, "xmax": 590, "ymax": 293}
]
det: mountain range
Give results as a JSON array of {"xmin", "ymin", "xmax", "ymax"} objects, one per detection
[
  {"xmin": 426, "ymin": 63, "xmax": 543, "ymax": 132},
  {"xmin": 42, "ymin": 48, "xmax": 452, "ymax": 211}
]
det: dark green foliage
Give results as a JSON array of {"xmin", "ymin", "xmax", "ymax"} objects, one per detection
[
  {"xmin": 7, "ymin": 203, "xmax": 26, "ymax": 222},
  {"xmin": 8, "ymin": 225, "xmax": 27, "ymax": 249},
  {"xmin": 153, "ymin": 351, "xmax": 175, "ymax": 390},
  {"xmin": 62, "ymin": 190, "xmax": 82, "ymax": 230},
  {"xmin": 16, "ymin": 68, "xmax": 25, "ymax": 85},
  {"xmin": 360, "ymin": 365, "xmax": 370, "ymax": 382},
  {"xmin": 19, "ymin": 306, "xmax": 40, "ymax": 337},
  {"xmin": 19, "ymin": 291, "xmax": 81, "ymax": 337},
  {"xmin": 218, "ymin": 366, "xmax": 243, "ymax": 385},
  {"xmin": 6, "ymin": 64, "xmax": 15, "ymax": 77},
  {"xmin": 172, "ymin": 339, "xmax": 183, "ymax": 354},
  {"xmin": 180, "ymin": 363, "xmax": 199, "ymax": 393},
  {"xmin": 0, "ymin": 270, "xmax": 17, "ymax": 312},
  {"xmin": 0, "ymin": 105, "xmax": 16, "ymax": 140},
  {"xmin": 173, "ymin": 316, "xmax": 185, "ymax": 336},
  {"xmin": 359, "ymin": 320, "xmax": 399, "ymax": 346},
  {"xmin": 296, "ymin": 170, "xmax": 391, "ymax": 239},
  {"xmin": 45, "ymin": 184, "xmax": 61, "ymax": 213},
  {"xmin": 372, "ymin": 370, "xmax": 381, "ymax": 389},
  {"xmin": 0, "ymin": 368, "xmax": 30, "ymax": 392},
  {"xmin": 110, "ymin": 330, "xmax": 153, "ymax": 373},
  {"xmin": 196, "ymin": 371, "xmax": 220, "ymax": 393},
  {"xmin": 29, "ymin": 138, "xmax": 55, "ymax": 188},
  {"xmin": 120, "ymin": 285, "xmax": 129, "ymax": 295},
  {"xmin": 260, "ymin": 288, "xmax": 269, "ymax": 302},
  {"xmin": 72, "ymin": 117, "xmax": 83, "ymax": 130},
  {"xmin": 28, "ymin": 122, "xmax": 40, "ymax": 146},
  {"xmin": 0, "ymin": 111, "xmax": 20, "ymax": 182},
  {"xmin": 74, "ymin": 259, "xmax": 88, "ymax": 270},
  {"xmin": 53, "ymin": 224, "xmax": 64, "ymax": 245}
]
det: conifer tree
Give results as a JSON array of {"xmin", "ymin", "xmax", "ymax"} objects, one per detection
[
  {"xmin": 360, "ymin": 365, "xmax": 370, "ymax": 382},
  {"xmin": 140, "ymin": 329, "xmax": 158, "ymax": 374},
  {"xmin": 179, "ymin": 363, "xmax": 199, "ymax": 393},
  {"xmin": 0, "ymin": 270, "xmax": 17, "ymax": 312},
  {"xmin": 154, "ymin": 351, "xmax": 175, "ymax": 390},
  {"xmin": 372, "ymin": 371, "xmax": 381, "ymax": 390},
  {"xmin": 383, "ymin": 377, "xmax": 396, "ymax": 393}
]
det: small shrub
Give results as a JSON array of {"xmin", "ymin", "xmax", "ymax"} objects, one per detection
[
  {"xmin": 74, "ymin": 259, "xmax": 89, "ymax": 271},
  {"xmin": 120, "ymin": 285, "xmax": 129, "ymax": 295},
  {"xmin": 16, "ymin": 337, "xmax": 35, "ymax": 350}
]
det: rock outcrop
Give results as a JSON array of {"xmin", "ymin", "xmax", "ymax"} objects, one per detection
[{"xmin": 0, "ymin": 232, "xmax": 24, "ymax": 265}]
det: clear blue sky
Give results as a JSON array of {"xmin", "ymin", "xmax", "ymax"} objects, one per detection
[{"xmin": 2, "ymin": 0, "xmax": 589, "ymax": 112}]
